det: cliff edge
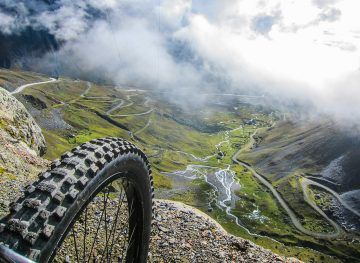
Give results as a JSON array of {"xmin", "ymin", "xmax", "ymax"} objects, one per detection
[{"xmin": 0, "ymin": 87, "xmax": 49, "ymax": 216}]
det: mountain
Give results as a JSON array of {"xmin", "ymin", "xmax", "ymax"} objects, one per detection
[
  {"xmin": 238, "ymin": 120, "xmax": 360, "ymax": 191},
  {"xmin": 0, "ymin": 28, "xmax": 58, "ymax": 69},
  {"xmin": 0, "ymin": 68, "xmax": 358, "ymax": 262},
  {"xmin": 237, "ymin": 119, "xmax": 360, "ymax": 254},
  {"xmin": 0, "ymin": 83, "xmax": 300, "ymax": 262}
]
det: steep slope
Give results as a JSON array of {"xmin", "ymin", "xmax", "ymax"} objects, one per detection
[
  {"xmin": 0, "ymin": 87, "xmax": 49, "ymax": 217},
  {"xmin": 237, "ymin": 119, "xmax": 360, "ymax": 261},
  {"xmin": 238, "ymin": 120, "xmax": 360, "ymax": 191},
  {"xmin": 0, "ymin": 68, "xmax": 49, "ymax": 92}
]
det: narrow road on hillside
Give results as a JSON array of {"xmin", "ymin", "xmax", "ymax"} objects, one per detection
[
  {"xmin": 80, "ymin": 82, "xmax": 154, "ymax": 136},
  {"xmin": 80, "ymin": 82, "xmax": 92, "ymax": 97},
  {"xmin": 106, "ymin": 99, "xmax": 125, "ymax": 115},
  {"xmin": 134, "ymin": 117, "xmax": 152, "ymax": 135},
  {"xmin": 232, "ymin": 128, "xmax": 342, "ymax": 239},
  {"xmin": 80, "ymin": 82, "xmax": 110, "ymax": 99},
  {"xmin": 110, "ymin": 108, "xmax": 154, "ymax": 117},
  {"xmin": 11, "ymin": 78, "xmax": 58, "ymax": 94},
  {"xmin": 305, "ymin": 176, "xmax": 341, "ymax": 186},
  {"xmin": 82, "ymin": 82, "xmax": 154, "ymax": 118},
  {"xmin": 302, "ymin": 178, "xmax": 360, "ymax": 218},
  {"xmin": 108, "ymin": 94, "xmax": 138, "ymax": 113}
]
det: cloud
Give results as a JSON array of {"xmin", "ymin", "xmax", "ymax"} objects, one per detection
[
  {"xmin": 0, "ymin": 0, "xmax": 123, "ymax": 39},
  {"xmin": 324, "ymin": 40, "xmax": 357, "ymax": 52},
  {"xmin": 251, "ymin": 14, "xmax": 280, "ymax": 35},
  {"xmin": 60, "ymin": 18, "xmax": 202, "ymax": 90},
  {"xmin": 157, "ymin": 0, "xmax": 191, "ymax": 29},
  {"xmin": 312, "ymin": 0, "xmax": 339, "ymax": 8},
  {"xmin": 1, "ymin": 0, "xmax": 360, "ymax": 126},
  {"xmin": 0, "ymin": 11, "xmax": 16, "ymax": 34},
  {"xmin": 318, "ymin": 7, "xmax": 341, "ymax": 22},
  {"xmin": 36, "ymin": 5, "xmax": 89, "ymax": 41}
]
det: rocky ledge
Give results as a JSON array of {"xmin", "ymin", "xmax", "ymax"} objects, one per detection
[
  {"xmin": 0, "ymin": 87, "xmax": 49, "ymax": 217},
  {"xmin": 0, "ymin": 87, "xmax": 46, "ymax": 155},
  {"xmin": 149, "ymin": 200, "xmax": 301, "ymax": 263}
]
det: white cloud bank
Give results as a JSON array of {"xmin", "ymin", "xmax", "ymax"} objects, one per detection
[{"xmin": 1, "ymin": 0, "xmax": 360, "ymax": 125}]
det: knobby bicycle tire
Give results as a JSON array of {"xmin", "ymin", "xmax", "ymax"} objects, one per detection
[{"xmin": 0, "ymin": 137, "xmax": 154, "ymax": 262}]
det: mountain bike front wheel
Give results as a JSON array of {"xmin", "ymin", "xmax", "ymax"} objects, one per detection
[{"xmin": 0, "ymin": 138, "xmax": 154, "ymax": 263}]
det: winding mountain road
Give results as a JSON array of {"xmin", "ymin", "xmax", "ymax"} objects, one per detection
[
  {"xmin": 302, "ymin": 178, "xmax": 360, "ymax": 218},
  {"xmin": 80, "ymin": 82, "xmax": 112, "ymax": 100},
  {"xmin": 82, "ymin": 82, "xmax": 154, "ymax": 118},
  {"xmin": 110, "ymin": 108, "xmax": 154, "ymax": 117},
  {"xmin": 305, "ymin": 176, "xmax": 341, "ymax": 186},
  {"xmin": 232, "ymin": 128, "xmax": 343, "ymax": 239},
  {"xmin": 134, "ymin": 117, "xmax": 152, "ymax": 135},
  {"xmin": 105, "ymin": 99, "xmax": 125, "ymax": 115},
  {"xmin": 11, "ymin": 78, "xmax": 58, "ymax": 94},
  {"xmin": 79, "ymin": 82, "xmax": 155, "ymax": 137}
]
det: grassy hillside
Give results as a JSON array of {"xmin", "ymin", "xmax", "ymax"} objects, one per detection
[
  {"xmin": 0, "ymin": 68, "xmax": 48, "ymax": 92},
  {"xmin": 2, "ymin": 69, "xmax": 359, "ymax": 262},
  {"xmin": 238, "ymin": 120, "xmax": 360, "ymax": 187},
  {"xmin": 237, "ymin": 120, "xmax": 360, "ymax": 262}
]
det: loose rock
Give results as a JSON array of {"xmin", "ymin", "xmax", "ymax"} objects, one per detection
[{"xmin": 149, "ymin": 200, "xmax": 302, "ymax": 263}]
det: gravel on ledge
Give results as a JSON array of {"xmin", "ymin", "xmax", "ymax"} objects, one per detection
[{"xmin": 149, "ymin": 200, "xmax": 302, "ymax": 263}]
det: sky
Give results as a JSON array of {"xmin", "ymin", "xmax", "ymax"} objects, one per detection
[{"xmin": 0, "ymin": 0, "xmax": 360, "ymax": 126}]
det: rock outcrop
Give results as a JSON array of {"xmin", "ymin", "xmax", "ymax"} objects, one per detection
[
  {"xmin": 0, "ymin": 87, "xmax": 49, "ymax": 216},
  {"xmin": 0, "ymin": 87, "xmax": 46, "ymax": 155}
]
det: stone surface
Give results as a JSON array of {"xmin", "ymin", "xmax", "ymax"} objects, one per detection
[
  {"xmin": 0, "ymin": 87, "xmax": 46, "ymax": 155},
  {"xmin": 149, "ymin": 200, "xmax": 302, "ymax": 263},
  {"xmin": 0, "ymin": 87, "xmax": 49, "ymax": 217}
]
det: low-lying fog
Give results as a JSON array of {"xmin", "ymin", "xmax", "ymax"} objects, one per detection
[{"xmin": 1, "ymin": 0, "xmax": 360, "ymax": 130}]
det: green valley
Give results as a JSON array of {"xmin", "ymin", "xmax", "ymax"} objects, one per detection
[{"xmin": 1, "ymin": 68, "xmax": 359, "ymax": 263}]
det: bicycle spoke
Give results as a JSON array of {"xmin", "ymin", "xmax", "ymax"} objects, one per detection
[
  {"xmin": 83, "ymin": 207, "xmax": 88, "ymax": 262},
  {"xmin": 87, "ymin": 188, "xmax": 110, "ymax": 263},
  {"xmin": 54, "ymin": 179, "xmax": 140, "ymax": 263},
  {"xmin": 99, "ymin": 186, "xmax": 111, "ymax": 262},
  {"xmin": 72, "ymin": 228, "xmax": 80, "ymax": 263},
  {"xmin": 121, "ymin": 222, "xmax": 137, "ymax": 262},
  {"xmin": 117, "ymin": 199, "xmax": 134, "ymax": 262},
  {"xmin": 106, "ymin": 187, "xmax": 126, "ymax": 262},
  {"xmin": 128, "ymin": 199, "xmax": 136, "ymax": 219}
]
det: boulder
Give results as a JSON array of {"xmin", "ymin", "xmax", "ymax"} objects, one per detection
[
  {"xmin": 0, "ymin": 87, "xmax": 49, "ymax": 216},
  {"xmin": 0, "ymin": 87, "xmax": 46, "ymax": 155}
]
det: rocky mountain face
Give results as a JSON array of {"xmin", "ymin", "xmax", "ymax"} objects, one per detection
[
  {"xmin": 0, "ymin": 88, "xmax": 46, "ymax": 155},
  {"xmin": 0, "ymin": 87, "xmax": 49, "ymax": 216},
  {"xmin": 239, "ymin": 120, "xmax": 360, "ymax": 191},
  {"xmin": 0, "ymin": 28, "xmax": 58, "ymax": 69},
  {"xmin": 0, "ymin": 0, "xmax": 58, "ymax": 69}
]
